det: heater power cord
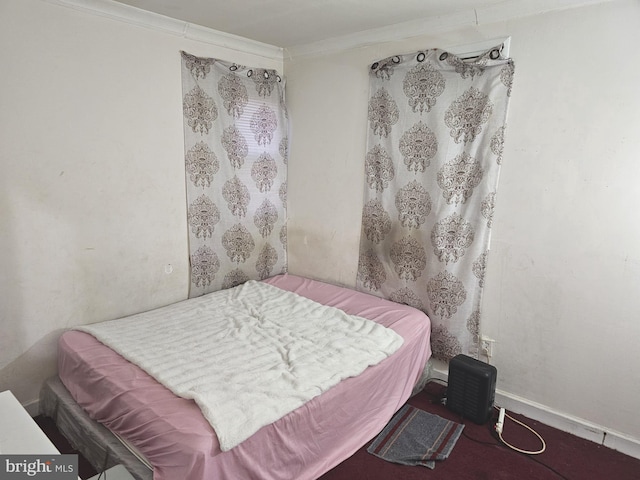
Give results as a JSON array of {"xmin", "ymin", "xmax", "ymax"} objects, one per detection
[{"xmin": 494, "ymin": 406, "xmax": 546, "ymax": 455}]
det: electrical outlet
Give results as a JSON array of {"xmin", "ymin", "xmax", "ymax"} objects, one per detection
[{"xmin": 480, "ymin": 336, "xmax": 495, "ymax": 359}]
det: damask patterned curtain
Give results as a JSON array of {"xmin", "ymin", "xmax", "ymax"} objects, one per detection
[
  {"xmin": 181, "ymin": 51, "xmax": 288, "ymax": 297},
  {"xmin": 356, "ymin": 46, "xmax": 515, "ymax": 360}
]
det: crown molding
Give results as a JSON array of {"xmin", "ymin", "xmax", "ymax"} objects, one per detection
[
  {"xmin": 44, "ymin": 0, "xmax": 611, "ymax": 61},
  {"xmin": 284, "ymin": 0, "xmax": 612, "ymax": 59},
  {"xmin": 43, "ymin": 0, "xmax": 284, "ymax": 61}
]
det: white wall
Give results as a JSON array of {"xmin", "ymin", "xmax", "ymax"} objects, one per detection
[
  {"xmin": 2, "ymin": 0, "xmax": 640, "ymax": 459},
  {"xmin": 285, "ymin": 0, "xmax": 640, "ymax": 451},
  {"xmin": 0, "ymin": 0, "xmax": 282, "ymax": 407}
]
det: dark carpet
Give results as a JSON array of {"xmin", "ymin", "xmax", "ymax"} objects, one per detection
[
  {"xmin": 36, "ymin": 381, "xmax": 640, "ymax": 480},
  {"xmin": 319, "ymin": 382, "xmax": 640, "ymax": 480}
]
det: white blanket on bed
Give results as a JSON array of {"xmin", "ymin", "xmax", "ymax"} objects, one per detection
[{"xmin": 78, "ymin": 280, "xmax": 403, "ymax": 451}]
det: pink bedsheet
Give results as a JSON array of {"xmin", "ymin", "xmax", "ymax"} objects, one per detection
[{"xmin": 58, "ymin": 274, "xmax": 431, "ymax": 480}]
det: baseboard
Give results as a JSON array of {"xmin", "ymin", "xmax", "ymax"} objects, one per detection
[
  {"xmin": 430, "ymin": 367, "xmax": 640, "ymax": 461},
  {"xmin": 24, "ymin": 398, "xmax": 40, "ymax": 417}
]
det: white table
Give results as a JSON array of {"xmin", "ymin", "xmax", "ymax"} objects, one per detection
[
  {"xmin": 0, "ymin": 389, "xmax": 87, "ymax": 479},
  {"xmin": 0, "ymin": 390, "xmax": 59, "ymax": 454},
  {"xmin": 1, "ymin": 390, "xmax": 133, "ymax": 479}
]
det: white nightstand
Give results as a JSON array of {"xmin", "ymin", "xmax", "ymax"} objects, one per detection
[
  {"xmin": 0, "ymin": 390, "xmax": 82, "ymax": 479},
  {"xmin": 0, "ymin": 390, "xmax": 60, "ymax": 454}
]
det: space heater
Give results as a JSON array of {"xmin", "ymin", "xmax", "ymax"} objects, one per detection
[{"xmin": 446, "ymin": 354, "xmax": 497, "ymax": 424}]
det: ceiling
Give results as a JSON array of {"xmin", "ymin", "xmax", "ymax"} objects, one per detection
[{"xmin": 111, "ymin": 0, "xmax": 509, "ymax": 48}]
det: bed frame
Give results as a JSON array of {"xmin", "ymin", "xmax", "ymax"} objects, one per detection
[{"xmin": 40, "ymin": 376, "xmax": 152, "ymax": 480}]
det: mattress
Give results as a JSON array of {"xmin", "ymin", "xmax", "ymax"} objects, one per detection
[{"xmin": 57, "ymin": 274, "xmax": 431, "ymax": 480}]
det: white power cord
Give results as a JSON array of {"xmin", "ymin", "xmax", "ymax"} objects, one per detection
[
  {"xmin": 494, "ymin": 406, "xmax": 546, "ymax": 455},
  {"xmin": 495, "ymin": 407, "xmax": 506, "ymax": 434}
]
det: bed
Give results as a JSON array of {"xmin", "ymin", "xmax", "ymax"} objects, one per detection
[{"xmin": 41, "ymin": 274, "xmax": 431, "ymax": 480}]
